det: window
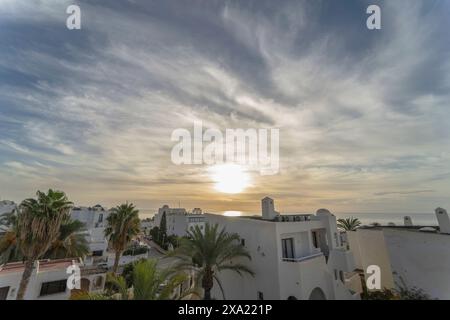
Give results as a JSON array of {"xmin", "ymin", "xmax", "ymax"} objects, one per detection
[
  {"xmin": 0, "ymin": 286, "xmax": 10, "ymax": 300},
  {"xmin": 339, "ymin": 270, "xmax": 345, "ymax": 283},
  {"xmin": 93, "ymin": 276, "xmax": 104, "ymax": 289},
  {"xmin": 281, "ymin": 238, "xmax": 295, "ymax": 259},
  {"xmin": 257, "ymin": 291, "xmax": 264, "ymax": 300},
  {"xmin": 40, "ymin": 280, "xmax": 67, "ymax": 296},
  {"xmin": 241, "ymin": 239, "xmax": 246, "ymax": 247},
  {"xmin": 92, "ymin": 250, "xmax": 103, "ymax": 257},
  {"xmin": 98, "ymin": 213, "xmax": 103, "ymax": 223},
  {"xmin": 312, "ymin": 231, "xmax": 319, "ymax": 248}
]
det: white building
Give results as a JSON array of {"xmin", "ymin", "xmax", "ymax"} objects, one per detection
[
  {"xmin": 70, "ymin": 205, "xmax": 110, "ymax": 266},
  {"xmin": 205, "ymin": 197, "xmax": 361, "ymax": 300},
  {"xmin": 0, "ymin": 258, "xmax": 107, "ymax": 300},
  {"xmin": 140, "ymin": 219, "xmax": 154, "ymax": 236},
  {"xmin": 347, "ymin": 207, "xmax": 450, "ymax": 299},
  {"xmin": 154, "ymin": 205, "xmax": 205, "ymax": 237}
]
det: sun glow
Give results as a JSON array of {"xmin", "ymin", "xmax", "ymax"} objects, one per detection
[
  {"xmin": 210, "ymin": 164, "xmax": 250, "ymax": 194},
  {"xmin": 223, "ymin": 211, "xmax": 243, "ymax": 217}
]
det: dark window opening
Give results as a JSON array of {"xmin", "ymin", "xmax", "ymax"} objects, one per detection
[
  {"xmin": 282, "ymin": 238, "xmax": 295, "ymax": 259},
  {"xmin": 40, "ymin": 280, "xmax": 67, "ymax": 296},
  {"xmin": 0, "ymin": 286, "xmax": 10, "ymax": 300},
  {"xmin": 257, "ymin": 291, "xmax": 264, "ymax": 300},
  {"xmin": 312, "ymin": 231, "xmax": 319, "ymax": 248},
  {"xmin": 92, "ymin": 250, "xmax": 103, "ymax": 257}
]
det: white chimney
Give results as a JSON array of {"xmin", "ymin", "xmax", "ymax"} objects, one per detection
[
  {"xmin": 262, "ymin": 197, "xmax": 278, "ymax": 220},
  {"xmin": 404, "ymin": 216, "xmax": 413, "ymax": 226},
  {"xmin": 435, "ymin": 208, "xmax": 450, "ymax": 234}
]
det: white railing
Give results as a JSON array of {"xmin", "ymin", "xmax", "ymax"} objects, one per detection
[{"xmin": 282, "ymin": 252, "xmax": 324, "ymax": 263}]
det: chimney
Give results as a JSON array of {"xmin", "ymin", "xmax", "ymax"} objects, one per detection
[
  {"xmin": 435, "ymin": 208, "xmax": 450, "ymax": 234},
  {"xmin": 404, "ymin": 216, "xmax": 413, "ymax": 227},
  {"xmin": 262, "ymin": 197, "xmax": 278, "ymax": 220}
]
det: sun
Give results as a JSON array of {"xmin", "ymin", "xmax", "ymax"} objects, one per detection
[{"xmin": 210, "ymin": 164, "xmax": 250, "ymax": 194}]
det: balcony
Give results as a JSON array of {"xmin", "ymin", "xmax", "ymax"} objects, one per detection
[
  {"xmin": 282, "ymin": 251, "xmax": 324, "ymax": 263},
  {"xmin": 279, "ymin": 251, "xmax": 328, "ymax": 299}
]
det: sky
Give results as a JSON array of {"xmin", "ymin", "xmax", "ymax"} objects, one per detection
[{"xmin": 0, "ymin": 0, "xmax": 449, "ymax": 215}]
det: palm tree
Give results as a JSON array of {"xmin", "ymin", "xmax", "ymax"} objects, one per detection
[
  {"xmin": 14, "ymin": 189, "xmax": 73, "ymax": 300},
  {"xmin": 170, "ymin": 223, "xmax": 254, "ymax": 300},
  {"xmin": 1, "ymin": 213, "xmax": 88, "ymax": 263},
  {"xmin": 105, "ymin": 203, "xmax": 140, "ymax": 274},
  {"xmin": 0, "ymin": 211, "xmax": 20, "ymax": 264},
  {"xmin": 337, "ymin": 217, "xmax": 362, "ymax": 231},
  {"xmin": 44, "ymin": 217, "xmax": 89, "ymax": 259},
  {"xmin": 73, "ymin": 259, "xmax": 193, "ymax": 300}
]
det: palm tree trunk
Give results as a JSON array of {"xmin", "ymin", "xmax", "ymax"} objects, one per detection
[
  {"xmin": 204, "ymin": 288, "xmax": 212, "ymax": 300},
  {"xmin": 202, "ymin": 267, "xmax": 214, "ymax": 300},
  {"xmin": 16, "ymin": 259, "xmax": 35, "ymax": 300},
  {"xmin": 112, "ymin": 250, "xmax": 121, "ymax": 274}
]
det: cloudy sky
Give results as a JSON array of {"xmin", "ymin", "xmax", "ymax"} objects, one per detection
[{"xmin": 0, "ymin": 0, "xmax": 449, "ymax": 214}]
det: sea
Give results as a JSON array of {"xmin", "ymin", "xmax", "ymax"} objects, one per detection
[{"xmin": 138, "ymin": 209, "xmax": 438, "ymax": 226}]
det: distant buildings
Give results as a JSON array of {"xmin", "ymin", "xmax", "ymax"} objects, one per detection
[
  {"xmin": 347, "ymin": 207, "xmax": 450, "ymax": 299},
  {"xmin": 205, "ymin": 197, "xmax": 361, "ymax": 300},
  {"xmin": 153, "ymin": 205, "xmax": 205, "ymax": 237}
]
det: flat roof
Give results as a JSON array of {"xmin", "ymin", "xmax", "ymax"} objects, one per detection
[
  {"xmin": 0, "ymin": 258, "xmax": 77, "ymax": 275},
  {"xmin": 360, "ymin": 225, "xmax": 450, "ymax": 236}
]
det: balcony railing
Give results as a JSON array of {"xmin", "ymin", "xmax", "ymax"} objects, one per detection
[{"xmin": 282, "ymin": 252, "xmax": 324, "ymax": 262}]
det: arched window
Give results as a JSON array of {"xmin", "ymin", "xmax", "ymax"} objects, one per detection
[{"xmin": 308, "ymin": 287, "xmax": 326, "ymax": 300}]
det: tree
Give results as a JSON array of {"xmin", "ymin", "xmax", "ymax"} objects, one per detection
[
  {"xmin": 73, "ymin": 259, "xmax": 194, "ymax": 300},
  {"xmin": 337, "ymin": 217, "xmax": 362, "ymax": 231},
  {"xmin": 44, "ymin": 217, "xmax": 89, "ymax": 259},
  {"xmin": 395, "ymin": 277, "xmax": 432, "ymax": 300},
  {"xmin": 0, "ymin": 211, "xmax": 20, "ymax": 264},
  {"xmin": 14, "ymin": 189, "xmax": 73, "ymax": 300},
  {"xmin": 105, "ymin": 203, "xmax": 140, "ymax": 274},
  {"xmin": 149, "ymin": 226, "xmax": 160, "ymax": 242},
  {"xmin": 361, "ymin": 277, "xmax": 433, "ymax": 300},
  {"xmin": 170, "ymin": 223, "xmax": 254, "ymax": 300},
  {"xmin": 1, "ymin": 215, "xmax": 88, "ymax": 263},
  {"xmin": 159, "ymin": 212, "xmax": 167, "ymax": 247},
  {"xmin": 121, "ymin": 259, "xmax": 147, "ymax": 288}
]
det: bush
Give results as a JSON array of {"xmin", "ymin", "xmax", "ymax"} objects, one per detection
[{"xmin": 123, "ymin": 245, "xmax": 149, "ymax": 256}]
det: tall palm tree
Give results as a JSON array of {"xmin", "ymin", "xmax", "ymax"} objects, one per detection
[
  {"xmin": 1, "ymin": 213, "xmax": 88, "ymax": 263},
  {"xmin": 105, "ymin": 203, "xmax": 140, "ymax": 274},
  {"xmin": 73, "ymin": 259, "xmax": 193, "ymax": 300},
  {"xmin": 337, "ymin": 217, "xmax": 362, "ymax": 231},
  {"xmin": 44, "ymin": 217, "xmax": 89, "ymax": 259},
  {"xmin": 170, "ymin": 223, "xmax": 254, "ymax": 300},
  {"xmin": 0, "ymin": 211, "xmax": 20, "ymax": 264},
  {"xmin": 14, "ymin": 189, "xmax": 73, "ymax": 300}
]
